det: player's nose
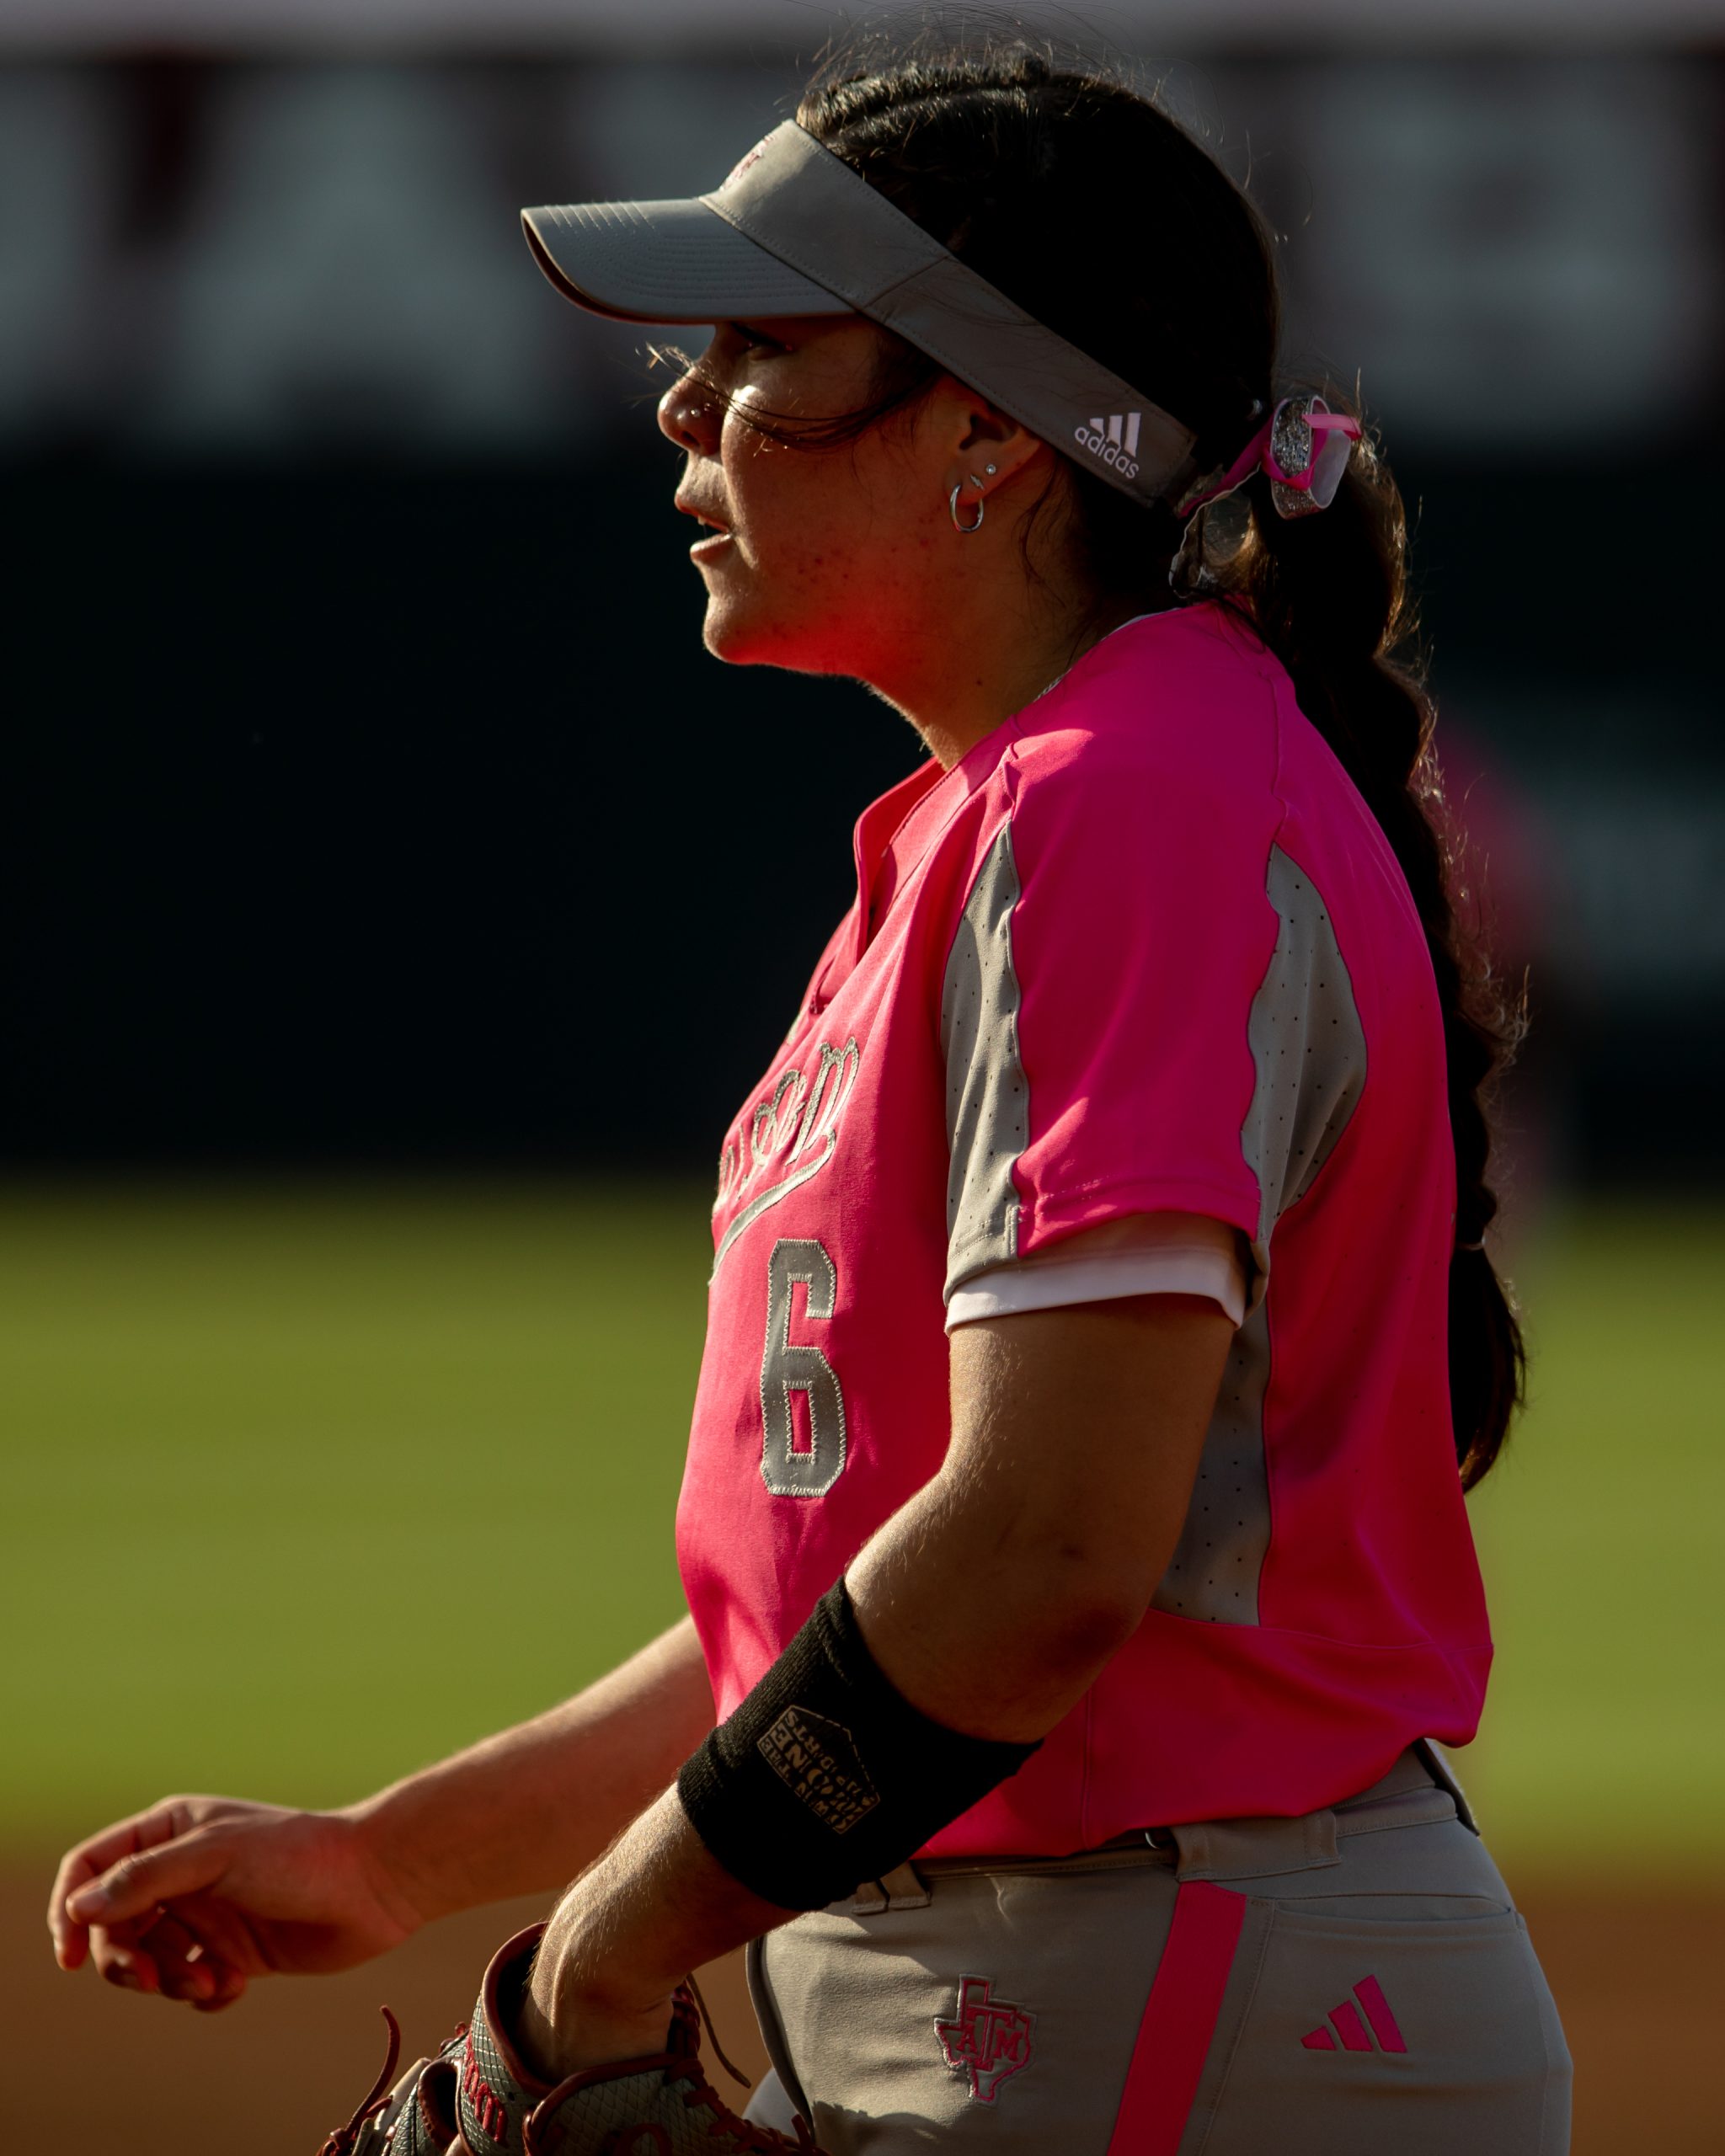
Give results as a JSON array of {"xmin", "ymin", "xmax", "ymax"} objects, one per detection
[{"xmin": 657, "ymin": 372, "xmax": 722, "ymax": 456}]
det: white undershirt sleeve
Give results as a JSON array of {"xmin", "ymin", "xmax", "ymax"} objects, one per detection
[{"xmin": 943, "ymin": 1210, "xmax": 1249, "ymax": 1332}]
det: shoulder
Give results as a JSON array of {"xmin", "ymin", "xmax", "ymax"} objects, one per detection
[{"xmin": 991, "ymin": 604, "xmax": 1286, "ymax": 869}]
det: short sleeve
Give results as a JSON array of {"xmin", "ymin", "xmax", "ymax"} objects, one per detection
[
  {"xmin": 944, "ymin": 1210, "xmax": 1250, "ymax": 1331},
  {"xmin": 938, "ymin": 738, "xmax": 1367, "ymax": 1305}
]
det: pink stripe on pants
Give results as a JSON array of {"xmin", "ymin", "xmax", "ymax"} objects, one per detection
[{"xmin": 1105, "ymin": 1881, "xmax": 1245, "ymax": 2155}]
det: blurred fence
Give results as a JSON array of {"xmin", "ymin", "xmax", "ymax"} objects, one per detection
[{"xmin": 6, "ymin": 40, "xmax": 1724, "ymax": 1177}]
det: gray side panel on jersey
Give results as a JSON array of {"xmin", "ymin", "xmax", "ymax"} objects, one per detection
[
  {"xmin": 941, "ymin": 826, "xmax": 1028, "ymax": 1295},
  {"xmin": 1241, "ymin": 846, "xmax": 1370, "ymax": 1253},
  {"xmin": 1152, "ymin": 1299, "xmax": 1274, "ymax": 1622},
  {"xmin": 1152, "ymin": 846, "xmax": 1368, "ymax": 1625}
]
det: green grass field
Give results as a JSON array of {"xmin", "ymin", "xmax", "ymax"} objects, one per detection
[
  {"xmin": 1461, "ymin": 1203, "xmax": 1725, "ymax": 1872},
  {"xmin": 3, "ymin": 1182, "xmax": 1719, "ymax": 1876}
]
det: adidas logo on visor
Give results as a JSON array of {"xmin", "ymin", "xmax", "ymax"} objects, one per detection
[{"xmin": 1072, "ymin": 412, "xmax": 1142, "ymax": 480}]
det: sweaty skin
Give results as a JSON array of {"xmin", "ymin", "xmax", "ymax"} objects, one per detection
[{"xmin": 49, "ymin": 317, "xmax": 1231, "ymax": 2083}]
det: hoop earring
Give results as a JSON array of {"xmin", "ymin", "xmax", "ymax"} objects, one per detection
[{"xmin": 949, "ymin": 483, "xmax": 985, "ymax": 535}]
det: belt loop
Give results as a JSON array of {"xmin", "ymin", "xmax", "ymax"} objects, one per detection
[
  {"xmin": 1171, "ymin": 1806, "xmax": 1340, "ymax": 1882},
  {"xmin": 1169, "ymin": 1819, "xmax": 1215, "ymax": 1880},
  {"xmin": 1414, "ymin": 1738, "xmax": 1480, "ymax": 1834},
  {"xmin": 849, "ymin": 1861, "xmax": 931, "ymax": 1913}
]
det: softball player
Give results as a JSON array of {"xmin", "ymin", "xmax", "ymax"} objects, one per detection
[{"xmin": 49, "ymin": 39, "xmax": 1571, "ymax": 2156}]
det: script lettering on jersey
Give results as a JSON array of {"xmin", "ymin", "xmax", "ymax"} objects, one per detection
[{"xmin": 711, "ymin": 1037, "xmax": 861, "ymax": 1273}]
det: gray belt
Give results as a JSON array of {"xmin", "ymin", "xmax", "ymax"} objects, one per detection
[{"xmin": 846, "ymin": 1741, "xmax": 1477, "ymax": 1916}]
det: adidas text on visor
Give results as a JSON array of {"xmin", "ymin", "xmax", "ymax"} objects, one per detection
[{"xmin": 522, "ymin": 120, "xmax": 1202, "ymax": 512}]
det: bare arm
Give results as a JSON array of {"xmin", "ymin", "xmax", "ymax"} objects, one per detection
[
  {"xmin": 48, "ymin": 1616, "xmax": 712, "ymax": 2005},
  {"xmin": 851, "ymin": 1294, "xmax": 1236, "ymax": 1737},
  {"xmin": 521, "ymin": 1294, "xmax": 1233, "ymax": 2074},
  {"xmin": 355, "ymin": 1615, "xmax": 713, "ymax": 1919}
]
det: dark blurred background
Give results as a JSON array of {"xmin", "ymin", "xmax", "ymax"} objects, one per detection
[{"xmin": 6, "ymin": 5, "xmax": 1722, "ymax": 1182}]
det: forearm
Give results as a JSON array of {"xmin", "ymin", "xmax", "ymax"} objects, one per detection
[
  {"xmin": 521, "ymin": 1783, "xmax": 792, "ymax": 2073},
  {"xmin": 349, "ymin": 1616, "xmax": 713, "ymax": 1924},
  {"xmin": 845, "ymin": 1475, "xmax": 1140, "ymax": 1742}
]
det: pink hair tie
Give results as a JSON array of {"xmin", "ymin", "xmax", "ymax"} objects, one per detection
[{"xmin": 1177, "ymin": 393, "xmax": 1365, "ymax": 522}]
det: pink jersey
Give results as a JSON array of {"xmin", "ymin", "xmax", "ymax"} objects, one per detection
[{"xmin": 676, "ymin": 602, "xmax": 1491, "ymax": 1853}]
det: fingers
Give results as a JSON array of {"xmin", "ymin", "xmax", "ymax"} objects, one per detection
[
  {"xmin": 147, "ymin": 1894, "xmax": 256, "ymax": 2009},
  {"xmin": 139, "ymin": 1914, "xmax": 247, "ymax": 2009},
  {"xmin": 64, "ymin": 1823, "xmax": 232, "ymax": 1935},
  {"xmin": 84, "ymin": 1913, "xmax": 248, "ymax": 2009},
  {"xmin": 51, "ymin": 1903, "xmax": 90, "ymax": 1972},
  {"xmin": 51, "ymin": 1828, "xmax": 131, "ymax": 1968},
  {"xmin": 190, "ymin": 1964, "xmax": 248, "ymax": 2013},
  {"xmin": 77, "ymin": 1907, "xmax": 158, "ymax": 1995},
  {"xmin": 50, "ymin": 1799, "xmax": 266, "ymax": 2010},
  {"xmin": 161, "ymin": 1937, "xmax": 250, "ymax": 2012},
  {"xmin": 49, "ymin": 1801, "xmax": 191, "ymax": 1969}
]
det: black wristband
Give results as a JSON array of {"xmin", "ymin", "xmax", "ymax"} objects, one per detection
[{"xmin": 676, "ymin": 1580, "xmax": 1039, "ymax": 1911}]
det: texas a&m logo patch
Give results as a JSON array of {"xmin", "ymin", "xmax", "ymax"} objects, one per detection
[{"xmin": 935, "ymin": 1975, "xmax": 1035, "ymax": 2104}]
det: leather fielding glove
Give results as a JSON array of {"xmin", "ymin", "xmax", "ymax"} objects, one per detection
[{"xmin": 318, "ymin": 1923, "xmax": 826, "ymax": 2156}]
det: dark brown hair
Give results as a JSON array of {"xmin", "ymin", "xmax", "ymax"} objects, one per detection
[{"xmin": 682, "ymin": 28, "xmax": 1525, "ymax": 1485}]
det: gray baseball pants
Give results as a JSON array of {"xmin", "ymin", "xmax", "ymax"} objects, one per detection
[{"xmin": 742, "ymin": 1744, "xmax": 1571, "ymax": 2153}]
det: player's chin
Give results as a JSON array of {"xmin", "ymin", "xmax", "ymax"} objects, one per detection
[{"xmin": 698, "ymin": 599, "xmax": 803, "ymax": 669}]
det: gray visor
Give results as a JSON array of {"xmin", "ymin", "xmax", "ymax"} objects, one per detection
[{"xmin": 523, "ymin": 120, "xmax": 1200, "ymax": 510}]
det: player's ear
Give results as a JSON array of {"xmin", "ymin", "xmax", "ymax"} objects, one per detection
[{"xmin": 929, "ymin": 379, "xmax": 1046, "ymax": 500}]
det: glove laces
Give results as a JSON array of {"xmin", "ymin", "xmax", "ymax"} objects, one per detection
[{"xmin": 318, "ymin": 2007, "xmax": 402, "ymax": 2156}]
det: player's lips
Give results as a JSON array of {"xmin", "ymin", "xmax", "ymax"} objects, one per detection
[{"xmin": 676, "ymin": 496, "xmax": 735, "ymax": 561}]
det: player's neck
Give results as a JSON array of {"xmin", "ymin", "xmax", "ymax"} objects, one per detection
[{"xmin": 879, "ymin": 592, "xmax": 1150, "ymax": 770}]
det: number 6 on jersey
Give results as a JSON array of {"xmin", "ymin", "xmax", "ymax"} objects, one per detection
[{"xmin": 760, "ymin": 1237, "xmax": 847, "ymax": 1497}]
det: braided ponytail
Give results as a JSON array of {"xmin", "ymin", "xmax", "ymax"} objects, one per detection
[
  {"xmin": 1238, "ymin": 421, "xmax": 1527, "ymax": 1487},
  {"xmin": 796, "ymin": 32, "xmax": 1528, "ymax": 1486}
]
